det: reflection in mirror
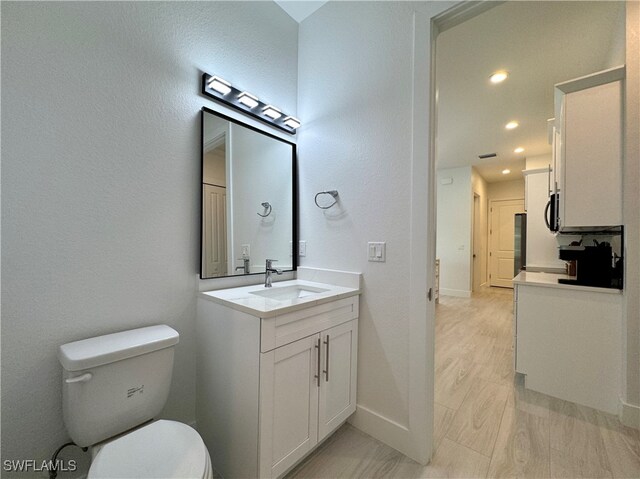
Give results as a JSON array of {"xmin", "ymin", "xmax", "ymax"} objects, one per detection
[{"xmin": 201, "ymin": 108, "xmax": 296, "ymax": 279}]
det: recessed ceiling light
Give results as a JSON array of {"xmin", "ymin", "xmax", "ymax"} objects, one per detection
[
  {"xmin": 490, "ymin": 71, "xmax": 509, "ymax": 84},
  {"xmin": 237, "ymin": 91, "xmax": 259, "ymax": 109},
  {"xmin": 505, "ymin": 121, "xmax": 519, "ymax": 130},
  {"xmin": 502, "ymin": 169, "xmax": 511, "ymax": 175},
  {"xmin": 514, "ymin": 147, "xmax": 525, "ymax": 153},
  {"xmin": 208, "ymin": 76, "xmax": 232, "ymax": 95}
]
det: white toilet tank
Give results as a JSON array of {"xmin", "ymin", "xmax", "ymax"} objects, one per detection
[{"xmin": 58, "ymin": 325, "xmax": 179, "ymax": 447}]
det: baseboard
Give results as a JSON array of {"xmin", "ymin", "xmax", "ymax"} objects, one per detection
[
  {"xmin": 348, "ymin": 404, "xmax": 412, "ymax": 460},
  {"xmin": 619, "ymin": 397, "xmax": 640, "ymax": 429},
  {"xmin": 440, "ymin": 288, "xmax": 471, "ymax": 298}
]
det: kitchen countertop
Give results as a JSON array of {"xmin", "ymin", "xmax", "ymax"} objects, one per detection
[
  {"xmin": 513, "ymin": 271, "xmax": 622, "ymax": 294},
  {"xmin": 199, "ymin": 279, "xmax": 361, "ymax": 317}
]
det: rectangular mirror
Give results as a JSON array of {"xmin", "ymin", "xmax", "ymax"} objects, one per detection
[{"xmin": 200, "ymin": 107, "xmax": 297, "ymax": 279}]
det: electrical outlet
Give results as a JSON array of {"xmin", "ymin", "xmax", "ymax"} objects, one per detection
[
  {"xmin": 299, "ymin": 240, "xmax": 307, "ymax": 257},
  {"xmin": 241, "ymin": 244, "xmax": 250, "ymax": 258},
  {"xmin": 367, "ymin": 242, "xmax": 386, "ymax": 262}
]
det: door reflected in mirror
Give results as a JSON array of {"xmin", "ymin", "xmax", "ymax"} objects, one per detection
[{"xmin": 201, "ymin": 108, "xmax": 296, "ymax": 279}]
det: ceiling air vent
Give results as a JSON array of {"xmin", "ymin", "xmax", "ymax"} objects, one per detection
[{"xmin": 478, "ymin": 152, "xmax": 497, "ymax": 159}]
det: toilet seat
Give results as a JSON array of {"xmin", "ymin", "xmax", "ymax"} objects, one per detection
[{"xmin": 88, "ymin": 420, "xmax": 212, "ymax": 479}]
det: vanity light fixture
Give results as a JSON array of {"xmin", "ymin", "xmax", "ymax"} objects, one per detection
[
  {"xmin": 201, "ymin": 72, "xmax": 300, "ymax": 134},
  {"xmin": 502, "ymin": 169, "xmax": 511, "ymax": 175},
  {"xmin": 490, "ymin": 71, "xmax": 509, "ymax": 84},
  {"xmin": 505, "ymin": 121, "xmax": 519, "ymax": 130},
  {"xmin": 283, "ymin": 116, "xmax": 301, "ymax": 130},
  {"xmin": 208, "ymin": 76, "xmax": 232, "ymax": 95},
  {"xmin": 262, "ymin": 105, "xmax": 282, "ymax": 120},
  {"xmin": 238, "ymin": 92, "xmax": 259, "ymax": 109},
  {"xmin": 514, "ymin": 147, "xmax": 525, "ymax": 153}
]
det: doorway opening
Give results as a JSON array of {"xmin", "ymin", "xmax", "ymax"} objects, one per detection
[{"xmin": 431, "ymin": 0, "xmax": 626, "ymax": 469}]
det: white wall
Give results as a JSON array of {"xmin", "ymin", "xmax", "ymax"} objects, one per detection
[
  {"xmin": 526, "ymin": 153, "xmax": 552, "ymax": 170},
  {"xmin": 488, "ymin": 178, "xmax": 525, "ymax": 201},
  {"xmin": 203, "ymin": 150, "xmax": 226, "ymax": 187},
  {"xmin": 297, "ymin": 0, "xmax": 453, "ymax": 462},
  {"xmin": 621, "ymin": 1, "xmax": 640, "ymax": 425},
  {"xmin": 471, "ymin": 168, "xmax": 489, "ymax": 288},
  {"xmin": 1, "ymin": 2, "xmax": 298, "ymax": 474},
  {"xmin": 436, "ymin": 167, "xmax": 473, "ymax": 297}
]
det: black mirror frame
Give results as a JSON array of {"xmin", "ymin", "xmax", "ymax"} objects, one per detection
[{"xmin": 199, "ymin": 106, "xmax": 298, "ymax": 280}]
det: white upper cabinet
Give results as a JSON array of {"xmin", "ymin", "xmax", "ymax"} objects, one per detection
[{"xmin": 553, "ymin": 66, "xmax": 624, "ymax": 230}]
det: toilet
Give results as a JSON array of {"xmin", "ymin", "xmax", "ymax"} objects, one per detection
[{"xmin": 58, "ymin": 325, "xmax": 212, "ymax": 479}]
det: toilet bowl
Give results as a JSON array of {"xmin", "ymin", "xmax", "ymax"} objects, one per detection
[
  {"xmin": 88, "ymin": 420, "xmax": 212, "ymax": 479},
  {"xmin": 58, "ymin": 325, "xmax": 212, "ymax": 479}
]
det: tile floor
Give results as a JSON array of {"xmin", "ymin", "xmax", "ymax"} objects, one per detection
[{"xmin": 287, "ymin": 287, "xmax": 640, "ymax": 478}]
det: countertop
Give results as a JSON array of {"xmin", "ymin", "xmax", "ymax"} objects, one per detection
[
  {"xmin": 513, "ymin": 271, "xmax": 622, "ymax": 295},
  {"xmin": 199, "ymin": 279, "xmax": 361, "ymax": 318}
]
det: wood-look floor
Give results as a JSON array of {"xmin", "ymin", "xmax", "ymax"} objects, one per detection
[{"xmin": 287, "ymin": 287, "xmax": 640, "ymax": 478}]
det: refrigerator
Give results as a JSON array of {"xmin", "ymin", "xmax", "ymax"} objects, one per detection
[{"xmin": 514, "ymin": 213, "xmax": 527, "ymax": 276}]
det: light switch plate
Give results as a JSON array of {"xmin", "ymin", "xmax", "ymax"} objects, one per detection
[
  {"xmin": 368, "ymin": 242, "xmax": 386, "ymax": 262},
  {"xmin": 241, "ymin": 244, "xmax": 250, "ymax": 258},
  {"xmin": 299, "ymin": 240, "xmax": 307, "ymax": 257}
]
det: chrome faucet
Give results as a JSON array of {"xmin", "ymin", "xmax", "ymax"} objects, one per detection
[
  {"xmin": 265, "ymin": 259, "xmax": 282, "ymax": 287},
  {"xmin": 235, "ymin": 258, "xmax": 250, "ymax": 274}
]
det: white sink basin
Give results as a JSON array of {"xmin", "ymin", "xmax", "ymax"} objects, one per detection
[{"xmin": 250, "ymin": 285, "xmax": 329, "ymax": 302}]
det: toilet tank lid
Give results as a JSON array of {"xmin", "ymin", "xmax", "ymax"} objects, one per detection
[{"xmin": 59, "ymin": 325, "xmax": 179, "ymax": 371}]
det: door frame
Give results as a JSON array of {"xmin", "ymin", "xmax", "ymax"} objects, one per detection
[
  {"xmin": 472, "ymin": 193, "xmax": 482, "ymax": 291},
  {"xmin": 415, "ymin": 0, "xmax": 502, "ymax": 465}
]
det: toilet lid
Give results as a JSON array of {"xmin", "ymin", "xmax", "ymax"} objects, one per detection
[{"xmin": 88, "ymin": 420, "xmax": 209, "ymax": 479}]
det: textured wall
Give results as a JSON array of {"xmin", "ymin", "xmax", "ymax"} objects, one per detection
[
  {"xmin": 488, "ymin": 178, "xmax": 525, "ymax": 201},
  {"xmin": 297, "ymin": 0, "xmax": 453, "ymax": 461},
  {"xmin": 1, "ymin": 2, "xmax": 297, "ymax": 474},
  {"xmin": 471, "ymin": 168, "xmax": 489, "ymax": 289},
  {"xmin": 436, "ymin": 167, "xmax": 473, "ymax": 296}
]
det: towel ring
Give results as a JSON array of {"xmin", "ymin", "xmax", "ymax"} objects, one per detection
[
  {"xmin": 257, "ymin": 202, "xmax": 272, "ymax": 217},
  {"xmin": 315, "ymin": 190, "xmax": 339, "ymax": 209}
]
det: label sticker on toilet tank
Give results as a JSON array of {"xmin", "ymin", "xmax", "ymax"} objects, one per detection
[{"xmin": 127, "ymin": 385, "xmax": 144, "ymax": 398}]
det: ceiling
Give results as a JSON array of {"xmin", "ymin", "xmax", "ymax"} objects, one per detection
[
  {"xmin": 436, "ymin": 1, "xmax": 624, "ymax": 183},
  {"xmin": 275, "ymin": 1, "xmax": 328, "ymax": 23}
]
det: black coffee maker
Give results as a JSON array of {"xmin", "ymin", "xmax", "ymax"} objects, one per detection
[{"xmin": 558, "ymin": 240, "xmax": 614, "ymax": 288}]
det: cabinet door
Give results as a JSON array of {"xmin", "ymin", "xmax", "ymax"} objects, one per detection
[
  {"xmin": 562, "ymin": 80, "xmax": 622, "ymax": 227},
  {"xmin": 259, "ymin": 334, "xmax": 320, "ymax": 478},
  {"xmin": 318, "ymin": 320, "xmax": 358, "ymax": 441}
]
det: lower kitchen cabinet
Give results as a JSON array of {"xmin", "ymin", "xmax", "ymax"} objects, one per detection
[{"xmin": 513, "ymin": 273, "xmax": 622, "ymax": 414}]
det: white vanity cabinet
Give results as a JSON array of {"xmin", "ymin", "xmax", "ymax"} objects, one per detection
[
  {"xmin": 196, "ymin": 281, "xmax": 359, "ymax": 479},
  {"xmin": 259, "ymin": 319, "xmax": 358, "ymax": 478},
  {"xmin": 553, "ymin": 66, "xmax": 624, "ymax": 230}
]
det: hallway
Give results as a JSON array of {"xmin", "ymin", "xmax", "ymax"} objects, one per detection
[{"xmin": 287, "ymin": 288, "xmax": 640, "ymax": 478}]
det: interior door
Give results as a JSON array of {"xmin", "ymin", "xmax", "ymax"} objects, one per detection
[
  {"xmin": 489, "ymin": 199, "xmax": 525, "ymax": 288},
  {"xmin": 203, "ymin": 184, "xmax": 227, "ymax": 277},
  {"xmin": 259, "ymin": 335, "xmax": 319, "ymax": 478},
  {"xmin": 318, "ymin": 320, "xmax": 358, "ymax": 442}
]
